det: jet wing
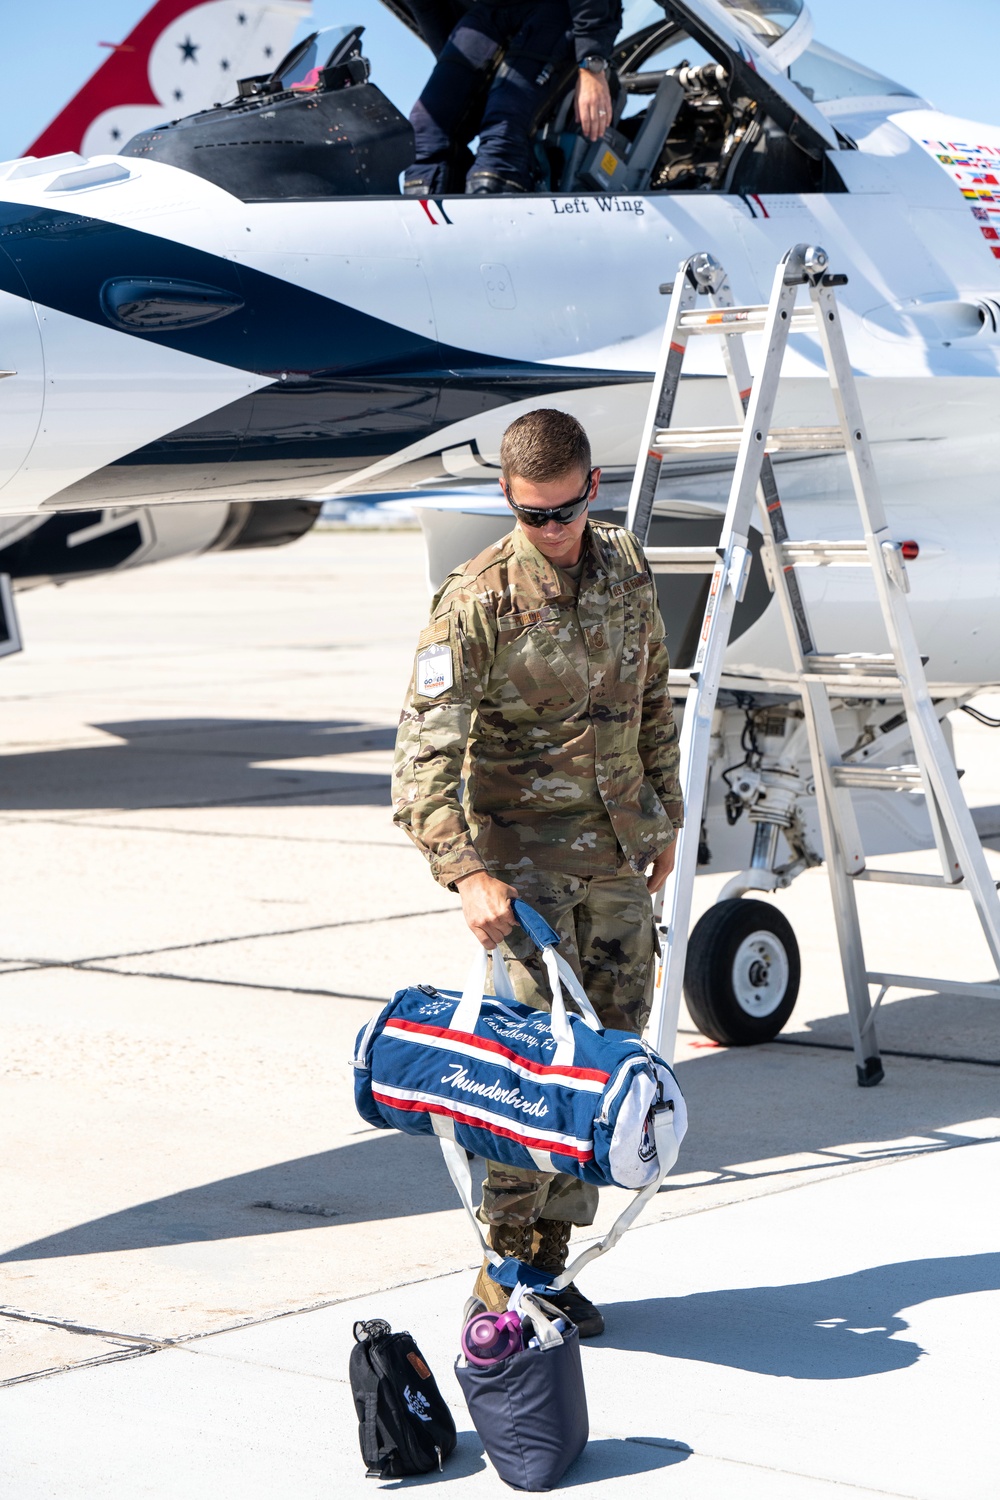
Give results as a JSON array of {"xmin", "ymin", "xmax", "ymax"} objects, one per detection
[{"xmin": 662, "ymin": 1, "xmax": 839, "ymax": 158}]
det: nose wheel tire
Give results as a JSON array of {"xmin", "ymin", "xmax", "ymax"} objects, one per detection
[{"xmin": 683, "ymin": 898, "xmax": 800, "ymax": 1046}]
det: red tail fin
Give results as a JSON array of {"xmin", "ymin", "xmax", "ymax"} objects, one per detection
[{"xmin": 26, "ymin": 0, "xmax": 311, "ymax": 159}]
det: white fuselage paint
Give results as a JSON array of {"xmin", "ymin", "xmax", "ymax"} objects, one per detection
[{"xmin": 0, "ymin": 105, "xmax": 999, "ymax": 682}]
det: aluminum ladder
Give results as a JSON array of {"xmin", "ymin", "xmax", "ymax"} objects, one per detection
[{"xmin": 628, "ymin": 242, "xmax": 1000, "ymax": 1086}]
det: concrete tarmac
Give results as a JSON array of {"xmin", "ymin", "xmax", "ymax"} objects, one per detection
[{"xmin": 1, "ymin": 530, "xmax": 998, "ymax": 1497}]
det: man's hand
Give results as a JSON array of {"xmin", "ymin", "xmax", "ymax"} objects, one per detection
[
  {"xmin": 575, "ymin": 68, "xmax": 612, "ymax": 143},
  {"xmin": 456, "ymin": 870, "xmax": 519, "ymax": 950},
  {"xmin": 646, "ymin": 840, "xmax": 677, "ymax": 895}
]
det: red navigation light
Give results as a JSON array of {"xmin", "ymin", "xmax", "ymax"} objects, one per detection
[{"xmin": 901, "ymin": 540, "xmax": 919, "ymax": 561}]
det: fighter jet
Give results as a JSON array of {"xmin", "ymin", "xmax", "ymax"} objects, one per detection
[
  {"xmin": 0, "ymin": 0, "xmax": 319, "ymax": 598},
  {"xmin": 3, "ymin": 0, "xmax": 999, "ymax": 1038}
]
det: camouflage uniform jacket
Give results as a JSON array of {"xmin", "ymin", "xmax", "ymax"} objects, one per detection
[{"xmin": 392, "ymin": 519, "xmax": 683, "ymax": 889}]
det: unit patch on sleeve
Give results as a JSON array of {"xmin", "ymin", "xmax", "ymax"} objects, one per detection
[{"xmin": 416, "ymin": 642, "xmax": 454, "ymax": 698}]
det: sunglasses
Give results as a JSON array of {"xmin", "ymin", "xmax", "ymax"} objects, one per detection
[{"xmin": 502, "ymin": 470, "xmax": 594, "ymax": 528}]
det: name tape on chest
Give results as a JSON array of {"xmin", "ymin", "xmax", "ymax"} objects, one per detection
[
  {"xmin": 498, "ymin": 606, "xmax": 560, "ymax": 633},
  {"xmin": 416, "ymin": 642, "xmax": 454, "ymax": 698}
]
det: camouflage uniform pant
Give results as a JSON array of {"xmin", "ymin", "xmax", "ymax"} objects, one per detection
[{"xmin": 479, "ymin": 867, "xmax": 656, "ymax": 1229}]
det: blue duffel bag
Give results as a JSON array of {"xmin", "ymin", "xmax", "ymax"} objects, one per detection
[{"xmin": 353, "ymin": 900, "xmax": 687, "ymax": 1292}]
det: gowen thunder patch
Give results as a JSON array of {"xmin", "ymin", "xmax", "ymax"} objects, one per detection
[{"xmin": 416, "ymin": 642, "xmax": 453, "ymax": 698}]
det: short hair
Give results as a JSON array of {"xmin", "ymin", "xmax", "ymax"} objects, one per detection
[{"xmin": 499, "ymin": 409, "xmax": 591, "ymax": 487}]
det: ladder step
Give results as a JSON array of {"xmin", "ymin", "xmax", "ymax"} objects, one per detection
[
  {"xmin": 678, "ymin": 305, "xmax": 818, "ymax": 335},
  {"xmin": 651, "ymin": 425, "xmax": 845, "ymax": 454},
  {"xmin": 854, "ymin": 869, "xmax": 964, "ymax": 889},
  {"xmin": 832, "ymin": 763, "xmax": 923, "ymax": 791},
  {"xmin": 781, "ymin": 539, "xmax": 869, "ymax": 565},
  {"xmin": 802, "ymin": 652, "xmax": 901, "ymax": 690},
  {"xmin": 866, "ymin": 971, "xmax": 1000, "ymax": 1002},
  {"xmin": 644, "ymin": 545, "xmax": 719, "ymax": 574},
  {"xmin": 805, "ymin": 652, "xmax": 896, "ymax": 673}
]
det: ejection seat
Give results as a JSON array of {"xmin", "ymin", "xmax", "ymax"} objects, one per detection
[{"xmin": 532, "ymin": 57, "xmax": 689, "ymax": 195}]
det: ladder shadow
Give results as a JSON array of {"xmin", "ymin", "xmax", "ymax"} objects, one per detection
[
  {"xmin": 667, "ymin": 1026, "xmax": 1000, "ymax": 1197},
  {"xmin": 781, "ymin": 986, "xmax": 1000, "ymax": 1063},
  {"xmin": 598, "ymin": 1252, "xmax": 1000, "ymax": 1380}
]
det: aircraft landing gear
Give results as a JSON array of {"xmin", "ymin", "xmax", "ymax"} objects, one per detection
[{"xmin": 684, "ymin": 898, "xmax": 800, "ymax": 1045}]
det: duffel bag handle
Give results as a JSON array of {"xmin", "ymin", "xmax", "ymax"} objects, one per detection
[
  {"xmin": 450, "ymin": 901, "xmax": 602, "ymax": 1064},
  {"xmin": 510, "ymin": 899, "xmax": 560, "ymax": 951}
]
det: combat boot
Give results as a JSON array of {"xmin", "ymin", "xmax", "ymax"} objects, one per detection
[
  {"xmin": 472, "ymin": 1222, "xmax": 533, "ymax": 1312},
  {"xmin": 532, "ymin": 1219, "xmax": 605, "ymax": 1339}
]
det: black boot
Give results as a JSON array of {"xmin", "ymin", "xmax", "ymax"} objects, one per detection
[
  {"xmin": 532, "ymin": 1220, "xmax": 605, "ymax": 1339},
  {"xmin": 465, "ymin": 169, "xmax": 528, "ymax": 195}
]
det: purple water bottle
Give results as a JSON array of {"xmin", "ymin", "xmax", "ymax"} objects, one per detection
[{"xmin": 461, "ymin": 1309, "xmax": 524, "ymax": 1367}]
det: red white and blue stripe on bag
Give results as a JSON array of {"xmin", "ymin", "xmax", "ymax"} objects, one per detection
[
  {"xmin": 354, "ymin": 985, "xmax": 652, "ymax": 1183},
  {"xmin": 374, "ymin": 1015, "xmax": 608, "ymax": 1162}
]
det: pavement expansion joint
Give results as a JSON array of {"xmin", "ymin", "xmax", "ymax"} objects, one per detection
[
  {"xmin": 769, "ymin": 1035, "xmax": 1000, "ymax": 1068},
  {"xmin": 1, "ymin": 1305, "xmax": 167, "ymax": 1342},
  {"xmin": 10, "ymin": 903, "xmax": 456, "ymax": 968},
  {"xmin": 36, "ymin": 960, "xmax": 389, "ymax": 1002},
  {"xmin": 1, "ymin": 1345, "xmax": 157, "ymax": 1388},
  {"xmin": 21, "ymin": 815, "xmax": 409, "ymax": 849},
  {"xmin": 677, "ymin": 1026, "xmax": 1000, "ymax": 1070}
]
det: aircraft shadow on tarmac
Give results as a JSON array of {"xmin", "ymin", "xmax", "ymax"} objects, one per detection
[
  {"xmin": 0, "ymin": 1132, "xmax": 468, "ymax": 1263},
  {"xmin": 0, "ymin": 717, "xmax": 396, "ymax": 810},
  {"xmin": 600, "ymin": 1252, "xmax": 1000, "ymax": 1381}
]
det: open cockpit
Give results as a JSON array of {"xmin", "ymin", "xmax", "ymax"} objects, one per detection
[{"xmin": 122, "ymin": 1, "xmax": 920, "ymax": 201}]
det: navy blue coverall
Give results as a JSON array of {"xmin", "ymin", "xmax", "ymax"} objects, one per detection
[{"xmin": 404, "ymin": 0, "xmax": 622, "ymax": 196}]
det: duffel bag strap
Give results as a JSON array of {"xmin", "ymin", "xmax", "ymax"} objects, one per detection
[
  {"xmin": 548, "ymin": 1104, "xmax": 681, "ymax": 1292},
  {"xmin": 431, "ymin": 1119, "xmax": 550, "ymax": 1291},
  {"xmin": 432, "ymin": 1104, "xmax": 681, "ymax": 1294},
  {"xmin": 430, "ymin": 1115, "xmax": 504, "ymax": 1271},
  {"xmin": 542, "ymin": 949, "xmax": 603, "ymax": 1032}
]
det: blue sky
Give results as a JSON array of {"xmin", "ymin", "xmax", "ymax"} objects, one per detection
[{"xmin": 3, "ymin": 1, "xmax": 996, "ymax": 163}]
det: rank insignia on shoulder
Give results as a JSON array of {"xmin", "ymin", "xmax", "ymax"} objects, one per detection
[{"xmin": 416, "ymin": 642, "xmax": 453, "ymax": 698}]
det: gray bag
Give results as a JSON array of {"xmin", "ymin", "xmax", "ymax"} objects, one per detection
[{"xmin": 455, "ymin": 1294, "xmax": 588, "ymax": 1491}]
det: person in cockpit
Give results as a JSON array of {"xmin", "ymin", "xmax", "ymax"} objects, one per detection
[{"xmin": 403, "ymin": 0, "xmax": 622, "ymax": 196}]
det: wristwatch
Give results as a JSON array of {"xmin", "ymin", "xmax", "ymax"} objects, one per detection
[{"xmin": 579, "ymin": 55, "xmax": 609, "ymax": 74}]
